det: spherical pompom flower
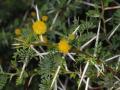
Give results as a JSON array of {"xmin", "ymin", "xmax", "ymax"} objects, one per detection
[
  {"xmin": 31, "ymin": 11, "xmax": 36, "ymax": 17},
  {"xmin": 68, "ymin": 34, "xmax": 75, "ymax": 40},
  {"xmin": 15, "ymin": 28, "xmax": 21, "ymax": 36},
  {"xmin": 32, "ymin": 21, "xmax": 47, "ymax": 35},
  {"xmin": 58, "ymin": 39, "xmax": 71, "ymax": 54},
  {"xmin": 42, "ymin": 16, "xmax": 48, "ymax": 22}
]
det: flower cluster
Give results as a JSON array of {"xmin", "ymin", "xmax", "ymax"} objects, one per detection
[
  {"xmin": 41, "ymin": 16, "xmax": 48, "ymax": 22},
  {"xmin": 32, "ymin": 20, "xmax": 47, "ymax": 35},
  {"xmin": 15, "ymin": 28, "xmax": 21, "ymax": 36},
  {"xmin": 16, "ymin": 15, "xmax": 73, "ymax": 54},
  {"xmin": 32, "ymin": 15, "xmax": 72, "ymax": 54},
  {"xmin": 58, "ymin": 39, "xmax": 71, "ymax": 54}
]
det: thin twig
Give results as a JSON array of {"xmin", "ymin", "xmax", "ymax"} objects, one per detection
[
  {"xmin": 67, "ymin": 53, "xmax": 76, "ymax": 62},
  {"xmin": 80, "ymin": 1, "xmax": 100, "ymax": 8},
  {"xmin": 108, "ymin": 23, "xmax": 120, "ymax": 40},
  {"xmin": 79, "ymin": 0, "xmax": 120, "ymax": 11},
  {"xmin": 85, "ymin": 77, "xmax": 90, "ymax": 90},
  {"xmin": 50, "ymin": 66, "xmax": 61, "ymax": 90},
  {"xmin": 19, "ymin": 55, "xmax": 28, "ymax": 79},
  {"xmin": 105, "ymin": 5, "xmax": 120, "ymax": 10},
  {"xmin": 80, "ymin": 35, "xmax": 97, "ymax": 51},
  {"xmin": 105, "ymin": 55, "xmax": 120, "ymax": 62},
  {"xmin": 101, "ymin": 0, "xmax": 107, "ymax": 35},
  {"xmin": 28, "ymin": 74, "xmax": 35, "ymax": 86},
  {"xmin": 35, "ymin": 5, "xmax": 40, "ymax": 20},
  {"xmin": 50, "ymin": 11, "xmax": 59, "ymax": 31},
  {"xmin": 54, "ymin": 80, "xmax": 57, "ymax": 90},
  {"xmin": 72, "ymin": 25, "xmax": 80, "ymax": 35},
  {"xmin": 105, "ymin": 17, "xmax": 112, "ymax": 23},
  {"xmin": 30, "ymin": 45, "xmax": 49, "ymax": 58},
  {"xmin": 94, "ymin": 21, "xmax": 101, "ymax": 57},
  {"xmin": 116, "ymin": 57, "xmax": 120, "ymax": 70},
  {"xmin": 78, "ymin": 62, "xmax": 89, "ymax": 90},
  {"xmin": 58, "ymin": 79, "xmax": 66, "ymax": 90}
]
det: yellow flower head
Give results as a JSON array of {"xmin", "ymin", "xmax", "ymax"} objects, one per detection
[
  {"xmin": 32, "ymin": 21, "xmax": 47, "ymax": 35},
  {"xmin": 68, "ymin": 34, "xmax": 75, "ymax": 40},
  {"xmin": 58, "ymin": 39, "xmax": 71, "ymax": 54},
  {"xmin": 42, "ymin": 16, "xmax": 48, "ymax": 22},
  {"xmin": 15, "ymin": 28, "xmax": 21, "ymax": 36},
  {"xmin": 31, "ymin": 11, "xmax": 36, "ymax": 17}
]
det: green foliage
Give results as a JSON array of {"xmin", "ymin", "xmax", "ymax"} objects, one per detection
[
  {"xmin": 0, "ymin": 31, "xmax": 13, "ymax": 51},
  {"xmin": 0, "ymin": 74, "xmax": 8, "ymax": 90},
  {"xmin": 113, "ymin": 9, "xmax": 120, "ymax": 24},
  {"xmin": 13, "ymin": 47, "xmax": 35, "ymax": 62},
  {"xmin": 38, "ymin": 54, "xmax": 62, "ymax": 90},
  {"xmin": 0, "ymin": 0, "xmax": 120, "ymax": 90},
  {"xmin": 0, "ymin": 0, "xmax": 30, "ymax": 24}
]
